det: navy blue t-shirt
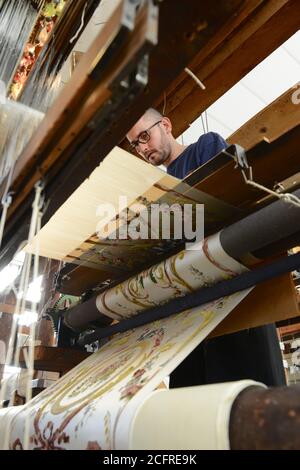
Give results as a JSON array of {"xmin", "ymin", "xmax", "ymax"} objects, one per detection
[{"xmin": 167, "ymin": 132, "xmax": 227, "ymax": 179}]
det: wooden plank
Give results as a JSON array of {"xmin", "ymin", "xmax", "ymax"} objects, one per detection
[
  {"xmin": 210, "ymin": 273, "xmax": 299, "ymax": 337},
  {"xmin": 5, "ymin": 0, "xmax": 126, "ymax": 203},
  {"xmin": 159, "ymin": 0, "xmax": 300, "ymax": 137},
  {"xmin": 18, "ymin": 346, "xmax": 90, "ymax": 374},
  {"xmin": 278, "ymin": 322, "xmax": 300, "ymax": 337},
  {"xmin": 0, "ymin": 0, "xmax": 245, "ymax": 269},
  {"xmin": 227, "ymin": 84, "xmax": 300, "ymax": 150},
  {"xmin": 188, "ymin": 123, "xmax": 300, "ymax": 209},
  {"xmin": 6, "ymin": 0, "xmax": 244, "ymax": 206},
  {"xmin": 0, "ymin": 304, "xmax": 15, "ymax": 315}
]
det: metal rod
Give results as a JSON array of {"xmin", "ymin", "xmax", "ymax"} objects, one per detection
[
  {"xmin": 220, "ymin": 188, "xmax": 300, "ymax": 260},
  {"xmin": 70, "ymin": 187, "xmax": 300, "ymax": 333}
]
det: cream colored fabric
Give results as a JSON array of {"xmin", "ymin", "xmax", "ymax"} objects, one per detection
[
  {"xmin": 130, "ymin": 380, "xmax": 266, "ymax": 450},
  {"xmin": 0, "ymin": 236, "xmax": 252, "ymax": 450},
  {"xmin": 26, "ymin": 147, "xmax": 165, "ymax": 259},
  {"xmin": 25, "ymin": 147, "xmax": 236, "ymax": 266},
  {"xmin": 95, "ymin": 233, "xmax": 246, "ymax": 320}
]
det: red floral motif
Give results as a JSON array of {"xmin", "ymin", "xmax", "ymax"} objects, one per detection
[
  {"xmin": 86, "ymin": 441, "xmax": 102, "ymax": 450},
  {"xmin": 120, "ymin": 383, "xmax": 143, "ymax": 400},
  {"xmin": 133, "ymin": 368, "xmax": 146, "ymax": 378},
  {"xmin": 30, "ymin": 420, "xmax": 70, "ymax": 450},
  {"xmin": 12, "ymin": 439, "xmax": 23, "ymax": 450}
]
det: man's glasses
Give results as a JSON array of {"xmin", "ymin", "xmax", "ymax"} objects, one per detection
[{"xmin": 129, "ymin": 120, "xmax": 162, "ymax": 151}]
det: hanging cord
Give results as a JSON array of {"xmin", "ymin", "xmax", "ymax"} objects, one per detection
[
  {"xmin": 200, "ymin": 114, "xmax": 207, "ymax": 134},
  {"xmin": 23, "ymin": 187, "xmax": 43, "ymax": 450},
  {"xmin": 184, "ymin": 67, "xmax": 208, "ymax": 134},
  {"xmin": 205, "ymin": 110, "xmax": 209, "ymax": 133},
  {"xmin": 244, "ymin": 172, "xmax": 300, "ymax": 209},
  {"xmin": 0, "ymin": 181, "xmax": 44, "ymax": 450},
  {"xmin": 184, "ymin": 67, "xmax": 206, "ymax": 90},
  {"xmin": 0, "ymin": 156, "xmax": 17, "ymax": 248},
  {"xmin": 162, "ymin": 91, "xmax": 167, "ymax": 115},
  {"xmin": 224, "ymin": 146, "xmax": 300, "ymax": 210},
  {"xmin": 69, "ymin": 2, "xmax": 88, "ymax": 44},
  {"xmin": 0, "ymin": 193, "xmax": 12, "ymax": 248}
]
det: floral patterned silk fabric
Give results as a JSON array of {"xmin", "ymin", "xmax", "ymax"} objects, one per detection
[
  {"xmin": 0, "ymin": 235, "xmax": 251, "ymax": 450},
  {"xmin": 96, "ymin": 233, "xmax": 246, "ymax": 320}
]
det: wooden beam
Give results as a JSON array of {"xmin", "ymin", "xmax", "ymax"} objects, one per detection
[
  {"xmin": 228, "ymin": 84, "xmax": 300, "ymax": 150},
  {"xmin": 18, "ymin": 346, "xmax": 90, "ymax": 374},
  {"xmin": 210, "ymin": 273, "xmax": 299, "ymax": 337},
  {"xmin": 0, "ymin": 0, "xmax": 245, "ymax": 268},
  {"xmin": 278, "ymin": 322, "xmax": 300, "ymax": 337},
  {"xmin": 0, "ymin": 304, "xmax": 15, "ymax": 315},
  {"xmin": 158, "ymin": 0, "xmax": 300, "ymax": 137},
  {"xmin": 186, "ymin": 123, "xmax": 300, "ymax": 210}
]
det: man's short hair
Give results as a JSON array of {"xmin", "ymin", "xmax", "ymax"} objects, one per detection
[{"xmin": 144, "ymin": 108, "xmax": 163, "ymax": 120}]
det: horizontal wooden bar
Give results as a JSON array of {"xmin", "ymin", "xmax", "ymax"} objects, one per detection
[
  {"xmin": 18, "ymin": 346, "xmax": 90, "ymax": 374},
  {"xmin": 228, "ymin": 84, "xmax": 300, "ymax": 150},
  {"xmin": 210, "ymin": 273, "xmax": 299, "ymax": 337},
  {"xmin": 159, "ymin": 0, "xmax": 300, "ymax": 137}
]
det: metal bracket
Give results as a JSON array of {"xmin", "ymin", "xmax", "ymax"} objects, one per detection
[
  {"xmin": 223, "ymin": 144, "xmax": 249, "ymax": 171},
  {"xmin": 222, "ymin": 144, "xmax": 252, "ymax": 183}
]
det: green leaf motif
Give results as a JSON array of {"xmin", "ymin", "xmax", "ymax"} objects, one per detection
[
  {"xmin": 149, "ymin": 271, "xmax": 158, "ymax": 284},
  {"xmin": 43, "ymin": 4, "xmax": 57, "ymax": 17}
]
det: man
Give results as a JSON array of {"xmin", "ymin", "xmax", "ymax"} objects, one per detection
[
  {"xmin": 127, "ymin": 108, "xmax": 286, "ymax": 387},
  {"xmin": 127, "ymin": 108, "xmax": 226, "ymax": 178}
]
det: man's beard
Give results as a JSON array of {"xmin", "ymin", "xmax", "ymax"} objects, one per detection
[
  {"xmin": 149, "ymin": 144, "xmax": 170, "ymax": 166},
  {"xmin": 149, "ymin": 151, "xmax": 165, "ymax": 165}
]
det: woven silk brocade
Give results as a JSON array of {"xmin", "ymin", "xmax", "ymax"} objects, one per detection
[{"xmin": 0, "ymin": 234, "xmax": 251, "ymax": 450}]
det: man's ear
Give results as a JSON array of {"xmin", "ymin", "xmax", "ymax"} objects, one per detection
[{"xmin": 161, "ymin": 116, "xmax": 172, "ymax": 134}]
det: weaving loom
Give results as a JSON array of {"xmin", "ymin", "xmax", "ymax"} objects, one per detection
[{"xmin": 0, "ymin": 0, "xmax": 300, "ymax": 451}]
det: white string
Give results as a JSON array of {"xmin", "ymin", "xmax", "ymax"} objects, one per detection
[
  {"xmin": 184, "ymin": 68, "xmax": 206, "ymax": 135},
  {"xmin": 69, "ymin": 2, "xmax": 88, "ymax": 44},
  {"xmin": 243, "ymin": 176, "xmax": 300, "ymax": 209},
  {"xmin": 0, "ymin": 150, "xmax": 18, "ymax": 249},
  {"xmin": 0, "ymin": 182, "xmax": 43, "ymax": 450},
  {"xmin": 200, "ymin": 114, "xmax": 206, "ymax": 134},
  {"xmin": 162, "ymin": 91, "xmax": 167, "ymax": 115},
  {"xmin": 23, "ymin": 194, "xmax": 42, "ymax": 450},
  {"xmin": 184, "ymin": 67, "xmax": 206, "ymax": 90},
  {"xmin": 205, "ymin": 111, "xmax": 209, "ymax": 133},
  {"xmin": 0, "ymin": 193, "xmax": 12, "ymax": 248},
  {"xmin": 253, "ymin": 183, "xmax": 300, "ymax": 208}
]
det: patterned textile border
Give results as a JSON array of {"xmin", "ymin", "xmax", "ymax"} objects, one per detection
[
  {"xmin": 96, "ymin": 233, "xmax": 246, "ymax": 320},
  {"xmin": 0, "ymin": 235, "xmax": 251, "ymax": 450}
]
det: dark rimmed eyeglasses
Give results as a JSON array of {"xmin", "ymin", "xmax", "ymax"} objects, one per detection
[{"xmin": 129, "ymin": 120, "xmax": 162, "ymax": 151}]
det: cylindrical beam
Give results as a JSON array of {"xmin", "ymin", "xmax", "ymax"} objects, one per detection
[
  {"xmin": 63, "ymin": 295, "xmax": 113, "ymax": 332},
  {"xmin": 77, "ymin": 252, "xmax": 300, "ymax": 343},
  {"xmin": 230, "ymin": 384, "xmax": 300, "ymax": 449},
  {"xmin": 67, "ymin": 189, "xmax": 300, "ymax": 334},
  {"xmin": 130, "ymin": 380, "xmax": 262, "ymax": 450},
  {"xmin": 220, "ymin": 188, "xmax": 300, "ymax": 260},
  {"xmin": 130, "ymin": 382, "xmax": 300, "ymax": 449},
  {"xmin": 253, "ymin": 229, "xmax": 300, "ymax": 259}
]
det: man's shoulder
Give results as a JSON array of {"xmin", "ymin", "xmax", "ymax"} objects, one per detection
[
  {"xmin": 196, "ymin": 131, "xmax": 225, "ymax": 145},
  {"xmin": 167, "ymin": 132, "xmax": 227, "ymax": 179}
]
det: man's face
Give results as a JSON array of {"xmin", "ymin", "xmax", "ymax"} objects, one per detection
[{"xmin": 127, "ymin": 114, "xmax": 172, "ymax": 166}]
